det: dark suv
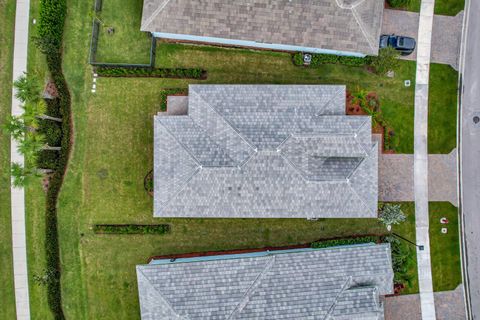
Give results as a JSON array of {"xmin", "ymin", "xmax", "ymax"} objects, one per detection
[{"xmin": 379, "ymin": 34, "xmax": 416, "ymax": 56}]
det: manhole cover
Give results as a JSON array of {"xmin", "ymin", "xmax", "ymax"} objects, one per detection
[{"xmin": 474, "ymin": 116, "xmax": 480, "ymax": 124}]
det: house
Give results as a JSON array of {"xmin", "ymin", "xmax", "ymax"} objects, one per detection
[
  {"xmin": 153, "ymin": 85, "xmax": 378, "ymax": 219},
  {"xmin": 140, "ymin": 0, "xmax": 384, "ymax": 57},
  {"xmin": 136, "ymin": 243, "xmax": 394, "ymax": 319}
]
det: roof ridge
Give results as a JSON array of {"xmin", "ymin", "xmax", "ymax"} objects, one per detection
[
  {"xmin": 190, "ymin": 90, "xmax": 257, "ymax": 153},
  {"xmin": 334, "ymin": 0, "xmax": 367, "ymax": 9},
  {"xmin": 141, "ymin": 0, "xmax": 172, "ymax": 30},
  {"xmin": 316, "ymin": 86, "xmax": 346, "ymax": 116},
  {"xmin": 137, "ymin": 267, "xmax": 187, "ymax": 319},
  {"xmin": 353, "ymin": 117, "xmax": 372, "ymax": 155},
  {"xmin": 323, "ymin": 276, "xmax": 353, "ymax": 320},
  {"xmin": 227, "ymin": 255, "xmax": 276, "ymax": 319},
  {"xmin": 351, "ymin": 4, "xmax": 378, "ymax": 53}
]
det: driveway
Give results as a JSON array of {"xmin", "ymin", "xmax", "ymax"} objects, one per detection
[
  {"xmin": 384, "ymin": 285, "xmax": 466, "ymax": 320},
  {"xmin": 375, "ymin": 136, "xmax": 458, "ymax": 205},
  {"xmin": 382, "ymin": 9, "xmax": 463, "ymax": 69}
]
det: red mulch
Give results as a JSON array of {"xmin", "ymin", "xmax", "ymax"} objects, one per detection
[{"xmin": 44, "ymin": 81, "xmax": 59, "ymax": 98}]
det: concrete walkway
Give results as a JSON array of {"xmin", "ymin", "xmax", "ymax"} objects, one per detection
[
  {"xmin": 382, "ymin": 9, "xmax": 463, "ymax": 69},
  {"xmin": 11, "ymin": 0, "xmax": 31, "ymax": 319},
  {"xmin": 385, "ymin": 285, "xmax": 466, "ymax": 320},
  {"xmin": 413, "ymin": 0, "xmax": 437, "ymax": 318}
]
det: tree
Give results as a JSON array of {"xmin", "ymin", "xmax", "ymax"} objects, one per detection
[
  {"xmin": 2, "ymin": 115, "xmax": 26, "ymax": 140},
  {"xmin": 24, "ymin": 100, "xmax": 62, "ymax": 123},
  {"xmin": 379, "ymin": 204, "xmax": 406, "ymax": 227},
  {"xmin": 10, "ymin": 162, "xmax": 43, "ymax": 188},
  {"xmin": 370, "ymin": 47, "xmax": 400, "ymax": 75},
  {"xmin": 17, "ymin": 132, "xmax": 45, "ymax": 164},
  {"xmin": 13, "ymin": 73, "xmax": 41, "ymax": 104}
]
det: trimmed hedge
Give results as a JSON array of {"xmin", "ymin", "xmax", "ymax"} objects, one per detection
[
  {"xmin": 93, "ymin": 224, "xmax": 170, "ymax": 235},
  {"xmin": 311, "ymin": 236, "xmax": 379, "ymax": 249},
  {"xmin": 292, "ymin": 52, "xmax": 369, "ymax": 67},
  {"xmin": 38, "ymin": 120, "xmax": 62, "ymax": 146},
  {"xmin": 95, "ymin": 66, "xmax": 205, "ymax": 79},
  {"xmin": 45, "ymin": 98, "xmax": 62, "ymax": 118},
  {"xmin": 36, "ymin": 150, "xmax": 60, "ymax": 170},
  {"xmin": 36, "ymin": 0, "xmax": 67, "ymax": 53}
]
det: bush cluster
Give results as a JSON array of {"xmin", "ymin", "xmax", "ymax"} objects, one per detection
[
  {"xmin": 45, "ymin": 98, "xmax": 62, "ymax": 118},
  {"xmin": 95, "ymin": 66, "xmax": 205, "ymax": 79},
  {"xmin": 36, "ymin": 0, "xmax": 70, "ymax": 317},
  {"xmin": 93, "ymin": 224, "xmax": 171, "ymax": 235},
  {"xmin": 37, "ymin": 150, "xmax": 60, "ymax": 170},
  {"xmin": 292, "ymin": 52, "xmax": 368, "ymax": 67},
  {"xmin": 36, "ymin": 0, "xmax": 67, "ymax": 53},
  {"xmin": 387, "ymin": 0, "xmax": 411, "ymax": 8},
  {"xmin": 311, "ymin": 236, "xmax": 379, "ymax": 249},
  {"xmin": 38, "ymin": 120, "xmax": 62, "ymax": 146}
]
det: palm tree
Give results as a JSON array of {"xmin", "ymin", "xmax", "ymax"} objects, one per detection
[
  {"xmin": 13, "ymin": 73, "xmax": 40, "ymax": 104},
  {"xmin": 17, "ymin": 132, "xmax": 45, "ymax": 163},
  {"xmin": 2, "ymin": 115, "xmax": 26, "ymax": 140},
  {"xmin": 24, "ymin": 100, "xmax": 62, "ymax": 123},
  {"xmin": 10, "ymin": 162, "xmax": 45, "ymax": 188}
]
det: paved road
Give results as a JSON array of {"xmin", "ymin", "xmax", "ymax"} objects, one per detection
[
  {"xmin": 11, "ymin": 0, "xmax": 31, "ymax": 319},
  {"xmin": 459, "ymin": 0, "xmax": 480, "ymax": 317}
]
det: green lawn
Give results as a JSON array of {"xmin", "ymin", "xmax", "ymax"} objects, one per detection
[
  {"xmin": 0, "ymin": 0, "xmax": 16, "ymax": 319},
  {"xmin": 406, "ymin": 0, "xmax": 464, "ymax": 15},
  {"xmin": 429, "ymin": 202, "xmax": 462, "ymax": 292},
  {"xmin": 94, "ymin": 0, "xmax": 151, "ymax": 64},
  {"xmin": 428, "ymin": 64, "xmax": 458, "ymax": 154}
]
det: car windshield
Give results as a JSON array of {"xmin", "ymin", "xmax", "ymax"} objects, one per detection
[{"xmin": 388, "ymin": 37, "xmax": 397, "ymax": 47}]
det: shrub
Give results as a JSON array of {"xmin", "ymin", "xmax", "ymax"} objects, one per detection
[
  {"xmin": 293, "ymin": 52, "xmax": 368, "ymax": 67},
  {"xmin": 37, "ymin": 120, "xmax": 62, "ymax": 146},
  {"xmin": 45, "ymin": 98, "xmax": 62, "ymax": 118},
  {"xmin": 311, "ymin": 236, "xmax": 379, "ymax": 249},
  {"xmin": 383, "ymin": 236, "xmax": 413, "ymax": 285},
  {"xmin": 387, "ymin": 0, "xmax": 411, "ymax": 8},
  {"xmin": 93, "ymin": 224, "xmax": 170, "ymax": 235},
  {"xmin": 95, "ymin": 66, "xmax": 205, "ymax": 79},
  {"xmin": 36, "ymin": 0, "xmax": 67, "ymax": 53},
  {"xmin": 36, "ymin": 150, "xmax": 60, "ymax": 170},
  {"xmin": 369, "ymin": 47, "xmax": 400, "ymax": 75},
  {"xmin": 379, "ymin": 204, "xmax": 406, "ymax": 226}
]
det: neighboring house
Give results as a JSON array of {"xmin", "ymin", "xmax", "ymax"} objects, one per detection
[
  {"xmin": 136, "ymin": 243, "xmax": 394, "ymax": 319},
  {"xmin": 154, "ymin": 85, "xmax": 378, "ymax": 219},
  {"xmin": 141, "ymin": 0, "xmax": 384, "ymax": 57}
]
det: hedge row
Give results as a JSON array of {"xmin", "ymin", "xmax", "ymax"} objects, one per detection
[
  {"xmin": 37, "ymin": 150, "xmax": 60, "ymax": 170},
  {"xmin": 95, "ymin": 66, "xmax": 205, "ymax": 79},
  {"xmin": 37, "ymin": 0, "xmax": 69, "ymax": 318},
  {"xmin": 311, "ymin": 236, "xmax": 379, "ymax": 249},
  {"xmin": 93, "ymin": 224, "xmax": 170, "ymax": 235},
  {"xmin": 36, "ymin": 0, "xmax": 67, "ymax": 53},
  {"xmin": 45, "ymin": 98, "xmax": 62, "ymax": 118},
  {"xmin": 38, "ymin": 120, "xmax": 62, "ymax": 146},
  {"xmin": 293, "ymin": 52, "xmax": 369, "ymax": 67}
]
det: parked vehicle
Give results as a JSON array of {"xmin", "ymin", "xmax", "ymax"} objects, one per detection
[{"xmin": 379, "ymin": 34, "xmax": 416, "ymax": 56}]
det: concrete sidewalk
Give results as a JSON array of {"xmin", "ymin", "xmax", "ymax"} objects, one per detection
[
  {"xmin": 11, "ymin": 0, "xmax": 31, "ymax": 319},
  {"xmin": 413, "ymin": 0, "xmax": 437, "ymax": 318}
]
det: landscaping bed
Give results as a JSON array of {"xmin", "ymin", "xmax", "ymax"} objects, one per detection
[
  {"xmin": 95, "ymin": 66, "xmax": 206, "ymax": 79},
  {"xmin": 93, "ymin": 224, "xmax": 170, "ymax": 235}
]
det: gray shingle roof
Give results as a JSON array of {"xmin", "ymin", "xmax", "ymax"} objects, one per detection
[
  {"xmin": 136, "ymin": 244, "xmax": 394, "ymax": 319},
  {"xmin": 154, "ymin": 85, "xmax": 378, "ymax": 218},
  {"xmin": 141, "ymin": 0, "xmax": 384, "ymax": 56}
]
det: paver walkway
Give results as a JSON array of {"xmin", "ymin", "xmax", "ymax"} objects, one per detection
[
  {"xmin": 382, "ymin": 9, "xmax": 463, "ymax": 69},
  {"xmin": 384, "ymin": 285, "xmax": 466, "ymax": 320},
  {"xmin": 11, "ymin": 0, "xmax": 31, "ymax": 319},
  {"xmin": 413, "ymin": 0, "xmax": 436, "ymax": 317}
]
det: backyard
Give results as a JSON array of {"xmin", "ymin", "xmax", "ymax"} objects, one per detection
[
  {"xmin": 17, "ymin": 0, "xmax": 460, "ymax": 319},
  {"xmin": 0, "ymin": 0, "xmax": 16, "ymax": 319}
]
